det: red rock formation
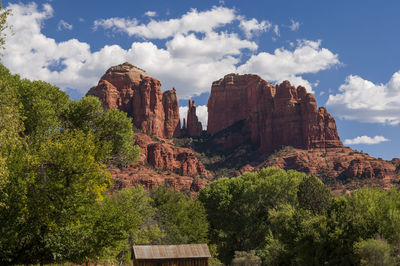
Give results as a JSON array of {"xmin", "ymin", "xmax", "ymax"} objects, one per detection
[
  {"xmin": 207, "ymin": 74, "xmax": 343, "ymax": 152},
  {"xmin": 110, "ymin": 133, "xmax": 211, "ymax": 192},
  {"xmin": 135, "ymin": 133, "xmax": 211, "ymax": 178},
  {"xmin": 185, "ymin": 100, "xmax": 203, "ymax": 137},
  {"xmin": 257, "ymin": 147, "xmax": 399, "ymax": 192},
  {"xmin": 163, "ymin": 88, "xmax": 181, "ymax": 137},
  {"xmin": 89, "ymin": 64, "xmax": 398, "ymax": 193},
  {"xmin": 110, "ymin": 165, "xmax": 208, "ymax": 193},
  {"xmin": 87, "ymin": 62, "xmax": 180, "ymax": 138}
]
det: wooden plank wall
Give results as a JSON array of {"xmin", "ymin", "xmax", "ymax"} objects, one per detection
[{"xmin": 133, "ymin": 258, "xmax": 208, "ymax": 266}]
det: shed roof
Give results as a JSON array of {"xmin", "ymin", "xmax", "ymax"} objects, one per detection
[{"xmin": 133, "ymin": 244, "xmax": 211, "ymax": 259}]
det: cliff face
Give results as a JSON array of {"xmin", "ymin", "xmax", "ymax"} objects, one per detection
[
  {"xmin": 163, "ymin": 88, "xmax": 181, "ymax": 137},
  {"xmin": 87, "ymin": 62, "xmax": 180, "ymax": 138},
  {"xmin": 207, "ymin": 74, "xmax": 343, "ymax": 152}
]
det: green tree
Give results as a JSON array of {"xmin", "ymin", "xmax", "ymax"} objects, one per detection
[
  {"xmin": 63, "ymin": 186, "xmax": 162, "ymax": 264},
  {"xmin": 0, "ymin": 2, "xmax": 11, "ymax": 53},
  {"xmin": 297, "ymin": 175, "xmax": 331, "ymax": 214},
  {"xmin": 96, "ymin": 108, "xmax": 140, "ymax": 166},
  {"xmin": 62, "ymin": 96, "xmax": 140, "ymax": 165},
  {"xmin": 0, "ymin": 130, "xmax": 111, "ymax": 264},
  {"xmin": 151, "ymin": 186, "xmax": 209, "ymax": 244},
  {"xmin": 17, "ymin": 79, "xmax": 69, "ymax": 137},
  {"xmin": 198, "ymin": 168, "xmax": 306, "ymax": 264},
  {"xmin": 62, "ymin": 95, "xmax": 103, "ymax": 131},
  {"xmin": 354, "ymin": 238, "xmax": 395, "ymax": 266},
  {"xmin": 265, "ymin": 204, "xmax": 329, "ymax": 266},
  {"xmin": 0, "ymin": 65, "xmax": 23, "ymax": 205}
]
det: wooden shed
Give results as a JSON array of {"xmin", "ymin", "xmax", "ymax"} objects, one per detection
[{"xmin": 132, "ymin": 244, "xmax": 211, "ymax": 266}]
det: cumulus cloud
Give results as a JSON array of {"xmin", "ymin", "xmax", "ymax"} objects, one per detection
[
  {"xmin": 289, "ymin": 19, "xmax": 300, "ymax": 31},
  {"xmin": 2, "ymin": 3, "xmax": 340, "ymax": 99},
  {"xmin": 326, "ymin": 71, "xmax": 400, "ymax": 125},
  {"xmin": 94, "ymin": 6, "xmax": 236, "ymax": 39},
  {"xmin": 344, "ymin": 135, "xmax": 390, "ymax": 145},
  {"xmin": 166, "ymin": 32, "xmax": 257, "ymax": 59},
  {"xmin": 57, "ymin": 19, "xmax": 72, "ymax": 31},
  {"xmin": 3, "ymin": 3, "xmax": 128, "ymax": 93},
  {"xmin": 237, "ymin": 40, "xmax": 340, "ymax": 91},
  {"xmin": 239, "ymin": 18, "xmax": 271, "ymax": 38},
  {"xmin": 144, "ymin": 11, "xmax": 157, "ymax": 17}
]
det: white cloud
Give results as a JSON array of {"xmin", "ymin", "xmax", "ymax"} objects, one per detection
[
  {"xmin": 327, "ymin": 71, "xmax": 400, "ymax": 125},
  {"xmin": 144, "ymin": 11, "xmax": 157, "ymax": 17},
  {"xmin": 179, "ymin": 106, "xmax": 188, "ymax": 127},
  {"xmin": 2, "ymin": 3, "xmax": 340, "ymax": 100},
  {"xmin": 239, "ymin": 18, "xmax": 271, "ymax": 38},
  {"xmin": 166, "ymin": 32, "xmax": 257, "ymax": 59},
  {"xmin": 344, "ymin": 135, "xmax": 390, "ymax": 145},
  {"xmin": 3, "ymin": 3, "xmax": 126, "ymax": 93},
  {"xmin": 179, "ymin": 105, "xmax": 208, "ymax": 130},
  {"xmin": 237, "ymin": 40, "xmax": 340, "ymax": 92},
  {"xmin": 94, "ymin": 6, "xmax": 236, "ymax": 39},
  {"xmin": 196, "ymin": 105, "xmax": 208, "ymax": 129},
  {"xmin": 289, "ymin": 19, "xmax": 300, "ymax": 31},
  {"xmin": 57, "ymin": 19, "xmax": 72, "ymax": 31},
  {"xmin": 273, "ymin": 25, "xmax": 280, "ymax": 37}
]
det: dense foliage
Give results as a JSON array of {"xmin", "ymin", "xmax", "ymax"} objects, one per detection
[
  {"xmin": 199, "ymin": 168, "xmax": 400, "ymax": 265},
  {"xmin": 0, "ymin": 63, "xmax": 143, "ymax": 264},
  {"xmin": 150, "ymin": 186, "xmax": 209, "ymax": 245}
]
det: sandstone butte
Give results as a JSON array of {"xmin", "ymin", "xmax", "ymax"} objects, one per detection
[
  {"xmin": 208, "ymin": 74, "xmax": 343, "ymax": 152},
  {"xmin": 88, "ymin": 62, "xmax": 400, "ymax": 193},
  {"xmin": 87, "ymin": 62, "xmax": 209, "ymax": 192}
]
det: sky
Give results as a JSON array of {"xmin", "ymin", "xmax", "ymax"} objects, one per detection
[{"xmin": 1, "ymin": 0, "xmax": 399, "ymax": 160}]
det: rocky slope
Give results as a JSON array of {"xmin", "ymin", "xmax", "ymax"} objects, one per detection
[
  {"xmin": 89, "ymin": 63, "xmax": 399, "ymax": 192},
  {"xmin": 111, "ymin": 133, "xmax": 210, "ymax": 192},
  {"xmin": 242, "ymin": 146, "xmax": 399, "ymax": 193}
]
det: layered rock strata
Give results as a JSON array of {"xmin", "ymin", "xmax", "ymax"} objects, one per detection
[
  {"xmin": 207, "ymin": 74, "xmax": 343, "ymax": 152},
  {"xmin": 87, "ymin": 62, "xmax": 180, "ymax": 138}
]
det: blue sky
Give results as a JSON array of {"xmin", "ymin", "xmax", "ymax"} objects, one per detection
[{"xmin": 1, "ymin": 0, "xmax": 399, "ymax": 160}]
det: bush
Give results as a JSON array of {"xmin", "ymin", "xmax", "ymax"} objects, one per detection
[
  {"xmin": 354, "ymin": 238, "xmax": 395, "ymax": 266},
  {"xmin": 231, "ymin": 251, "xmax": 261, "ymax": 266}
]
